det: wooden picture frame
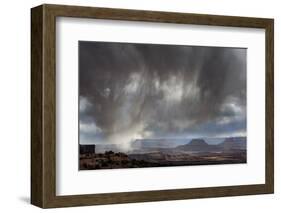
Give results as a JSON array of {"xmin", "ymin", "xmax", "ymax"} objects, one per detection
[{"xmin": 31, "ymin": 4, "xmax": 274, "ymax": 208}]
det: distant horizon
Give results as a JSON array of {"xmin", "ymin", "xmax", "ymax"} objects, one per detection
[{"xmin": 80, "ymin": 135, "xmax": 247, "ymax": 146}]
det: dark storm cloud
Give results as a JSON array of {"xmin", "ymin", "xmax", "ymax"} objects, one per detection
[{"xmin": 79, "ymin": 41, "xmax": 246, "ymax": 147}]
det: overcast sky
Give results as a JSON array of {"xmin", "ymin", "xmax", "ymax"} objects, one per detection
[{"xmin": 79, "ymin": 41, "xmax": 246, "ymax": 149}]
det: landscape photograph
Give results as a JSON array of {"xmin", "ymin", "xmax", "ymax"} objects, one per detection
[{"xmin": 78, "ymin": 41, "xmax": 247, "ymax": 170}]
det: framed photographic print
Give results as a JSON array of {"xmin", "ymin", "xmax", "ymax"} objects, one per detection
[{"xmin": 31, "ymin": 4, "xmax": 274, "ymax": 208}]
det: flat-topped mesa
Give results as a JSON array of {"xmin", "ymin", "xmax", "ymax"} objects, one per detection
[
  {"xmin": 219, "ymin": 137, "xmax": 246, "ymax": 150},
  {"xmin": 188, "ymin": 139, "xmax": 209, "ymax": 146},
  {"xmin": 176, "ymin": 139, "xmax": 211, "ymax": 152}
]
